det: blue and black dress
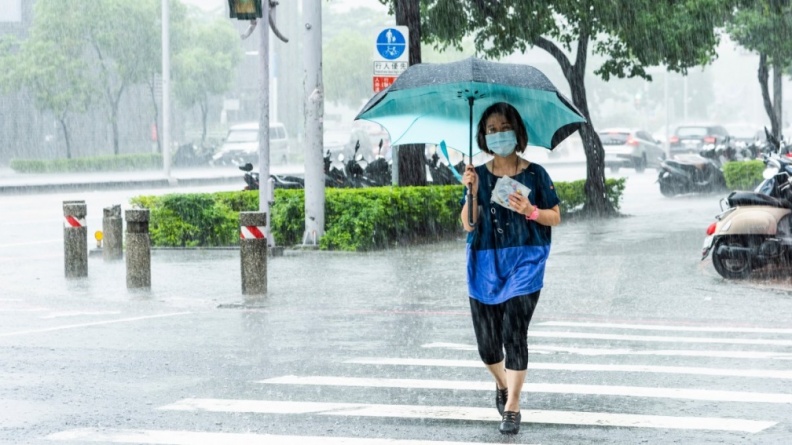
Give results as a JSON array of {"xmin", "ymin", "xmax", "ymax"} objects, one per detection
[
  {"xmin": 463, "ymin": 161, "xmax": 560, "ymax": 370},
  {"xmin": 464, "ymin": 162, "xmax": 560, "ymax": 305}
]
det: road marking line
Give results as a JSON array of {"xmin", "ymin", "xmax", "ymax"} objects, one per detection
[
  {"xmin": 532, "ymin": 331, "xmax": 792, "ymax": 346},
  {"xmin": 158, "ymin": 398, "xmax": 776, "ymax": 433},
  {"xmin": 0, "ymin": 312, "xmax": 191, "ymax": 338},
  {"xmin": 423, "ymin": 342, "xmax": 792, "ymax": 360},
  {"xmin": 0, "ymin": 308, "xmax": 49, "ymax": 313},
  {"xmin": 538, "ymin": 321, "xmax": 792, "ymax": 335},
  {"xmin": 349, "ymin": 357, "xmax": 792, "ymax": 379},
  {"xmin": 260, "ymin": 375, "xmax": 792, "ymax": 404},
  {"xmin": 40, "ymin": 311, "xmax": 122, "ymax": 319},
  {"xmin": 46, "ymin": 428, "xmax": 504, "ymax": 445},
  {"xmin": 525, "ymin": 331, "xmax": 792, "ymax": 346}
]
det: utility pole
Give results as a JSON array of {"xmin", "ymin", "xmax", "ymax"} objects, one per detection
[
  {"xmin": 301, "ymin": 0, "xmax": 324, "ymax": 247},
  {"xmin": 161, "ymin": 0, "xmax": 172, "ymax": 181},
  {"xmin": 258, "ymin": 0, "xmax": 272, "ymax": 233}
]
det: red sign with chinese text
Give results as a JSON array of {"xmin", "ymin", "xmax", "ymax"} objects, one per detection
[{"xmin": 373, "ymin": 76, "xmax": 397, "ymax": 93}]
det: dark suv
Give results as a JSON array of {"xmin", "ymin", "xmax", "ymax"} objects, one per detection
[{"xmin": 669, "ymin": 124, "xmax": 732, "ymax": 155}]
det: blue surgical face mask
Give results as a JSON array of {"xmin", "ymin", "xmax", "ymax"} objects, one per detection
[{"xmin": 485, "ymin": 130, "xmax": 517, "ymax": 157}]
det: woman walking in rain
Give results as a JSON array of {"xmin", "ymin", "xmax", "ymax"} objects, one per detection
[{"xmin": 460, "ymin": 102, "xmax": 561, "ymax": 435}]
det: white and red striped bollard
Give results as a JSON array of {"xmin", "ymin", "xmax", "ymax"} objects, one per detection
[
  {"xmin": 239, "ymin": 212, "xmax": 267, "ymax": 295},
  {"xmin": 63, "ymin": 200, "xmax": 88, "ymax": 278}
]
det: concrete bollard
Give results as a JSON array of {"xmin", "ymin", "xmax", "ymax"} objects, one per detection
[
  {"xmin": 125, "ymin": 209, "xmax": 151, "ymax": 289},
  {"xmin": 239, "ymin": 211, "xmax": 267, "ymax": 295},
  {"xmin": 63, "ymin": 200, "xmax": 88, "ymax": 278},
  {"xmin": 102, "ymin": 205, "xmax": 123, "ymax": 261}
]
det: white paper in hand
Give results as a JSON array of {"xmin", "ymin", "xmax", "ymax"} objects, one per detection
[{"xmin": 491, "ymin": 176, "xmax": 531, "ymax": 211}]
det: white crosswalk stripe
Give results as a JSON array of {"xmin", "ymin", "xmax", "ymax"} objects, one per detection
[
  {"xmin": 347, "ymin": 356, "xmax": 792, "ymax": 379},
  {"xmin": 536, "ymin": 320, "xmax": 792, "ymax": 334},
  {"xmin": 257, "ymin": 375, "xmax": 792, "ymax": 404},
  {"xmin": 47, "ymin": 428, "xmax": 511, "ymax": 445},
  {"xmin": 157, "ymin": 398, "xmax": 775, "ymax": 433},
  {"xmin": 423, "ymin": 342, "xmax": 792, "ymax": 360},
  {"xmin": 46, "ymin": 319, "xmax": 792, "ymax": 442}
]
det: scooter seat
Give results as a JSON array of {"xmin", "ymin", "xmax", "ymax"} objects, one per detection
[
  {"xmin": 727, "ymin": 191, "xmax": 788, "ymax": 208},
  {"xmin": 668, "ymin": 154, "xmax": 710, "ymax": 168}
]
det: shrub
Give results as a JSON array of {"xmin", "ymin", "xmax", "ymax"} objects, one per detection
[
  {"xmin": 131, "ymin": 179, "xmax": 627, "ymax": 251},
  {"xmin": 722, "ymin": 160, "xmax": 765, "ymax": 191},
  {"xmin": 10, "ymin": 153, "xmax": 162, "ymax": 173},
  {"xmin": 554, "ymin": 178, "xmax": 627, "ymax": 214}
]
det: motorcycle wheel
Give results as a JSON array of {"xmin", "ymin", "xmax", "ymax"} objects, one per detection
[
  {"xmin": 711, "ymin": 236, "xmax": 753, "ymax": 279},
  {"xmin": 659, "ymin": 179, "xmax": 680, "ymax": 197},
  {"xmin": 634, "ymin": 154, "xmax": 647, "ymax": 173}
]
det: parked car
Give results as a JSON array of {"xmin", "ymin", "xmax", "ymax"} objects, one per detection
[
  {"xmin": 323, "ymin": 128, "xmax": 356, "ymax": 161},
  {"xmin": 598, "ymin": 128, "xmax": 666, "ymax": 173},
  {"xmin": 668, "ymin": 123, "xmax": 732, "ymax": 156},
  {"xmin": 211, "ymin": 122, "xmax": 291, "ymax": 166},
  {"xmin": 725, "ymin": 123, "xmax": 765, "ymax": 159}
]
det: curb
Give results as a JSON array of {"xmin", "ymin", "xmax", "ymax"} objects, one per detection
[{"xmin": 0, "ymin": 176, "xmax": 242, "ymax": 195}]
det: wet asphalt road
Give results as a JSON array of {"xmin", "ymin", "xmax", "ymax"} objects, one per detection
[{"xmin": 1, "ymin": 165, "xmax": 792, "ymax": 444}]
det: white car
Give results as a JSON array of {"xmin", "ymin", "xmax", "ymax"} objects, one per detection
[
  {"xmin": 212, "ymin": 122, "xmax": 291, "ymax": 166},
  {"xmin": 598, "ymin": 128, "xmax": 666, "ymax": 173}
]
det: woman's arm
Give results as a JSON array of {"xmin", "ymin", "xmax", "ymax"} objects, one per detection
[
  {"xmin": 461, "ymin": 164, "xmax": 479, "ymax": 232},
  {"xmin": 533, "ymin": 205, "xmax": 561, "ymax": 227},
  {"xmin": 460, "ymin": 197, "xmax": 478, "ymax": 232},
  {"xmin": 508, "ymin": 192, "xmax": 561, "ymax": 227}
]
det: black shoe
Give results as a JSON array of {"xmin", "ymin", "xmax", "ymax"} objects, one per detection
[
  {"xmin": 495, "ymin": 385, "xmax": 508, "ymax": 416},
  {"xmin": 499, "ymin": 410, "xmax": 521, "ymax": 435}
]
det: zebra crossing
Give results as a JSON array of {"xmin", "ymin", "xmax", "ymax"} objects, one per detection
[{"xmin": 46, "ymin": 319, "xmax": 790, "ymax": 443}]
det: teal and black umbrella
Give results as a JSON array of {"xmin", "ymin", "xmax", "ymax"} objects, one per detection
[{"xmin": 355, "ymin": 56, "xmax": 586, "ymax": 226}]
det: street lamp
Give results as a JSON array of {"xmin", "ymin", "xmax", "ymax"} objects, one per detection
[{"xmin": 228, "ymin": 0, "xmax": 262, "ymax": 20}]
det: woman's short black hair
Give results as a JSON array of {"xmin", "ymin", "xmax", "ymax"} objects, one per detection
[{"xmin": 476, "ymin": 102, "xmax": 529, "ymax": 155}]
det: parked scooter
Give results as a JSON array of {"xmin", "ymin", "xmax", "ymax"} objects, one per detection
[
  {"xmin": 426, "ymin": 152, "xmax": 461, "ymax": 185},
  {"xmin": 363, "ymin": 139, "xmax": 392, "ymax": 186},
  {"xmin": 324, "ymin": 149, "xmax": 348, "ymax": 188},
  {"xmin": 701, "ymin": 152, "xmax": 792, "ymax": 279},
  {"xmin": 342, "ymin": 141, "xmax": 375, "ymax": 188},
  {"xmin": 657, "ymin": 146, "xmax": 727, "ymax": 197},
  {"xmin": 238, "ymin": 163, "xmax": 304, "ymax": 190}
]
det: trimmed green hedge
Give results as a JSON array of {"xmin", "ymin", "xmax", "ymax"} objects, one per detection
[
  {"xmin": 130, "ymin": 178, "xmax": 627, "ymax": 251},
  {"xmin": 722, "ymin": 160, "xmax": 765, "ymax": 191},
  {"xmin": 10, "ymin": 153, "xmax": 162, "ymax": 173}
]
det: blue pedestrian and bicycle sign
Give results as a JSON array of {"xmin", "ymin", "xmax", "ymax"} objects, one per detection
[{"xmin": 376, "ymin": 28, "xmax": 407, "ymax": 61}]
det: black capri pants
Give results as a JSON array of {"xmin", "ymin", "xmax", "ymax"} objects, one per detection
[{"xmin": 469, "ymin": 291, "xmax": 541, "ymax": 371}]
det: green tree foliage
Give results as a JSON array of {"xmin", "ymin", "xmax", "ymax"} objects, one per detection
[
  {"xmin": 173, "ymin": 18, "xmax": 242, "ymax": 146},
  {"xmin": 382, "ymin": 0, "xmax": 736, "ymax": 216},
  {"xmin": 0, "ymin": 2, "xmax": 94, "ymax": 159},
  {"xmin": 323, "ymin": 29, "xmax": 371, "ymax": 108},
  {"xmin": 76, "ymin": 0, "xmax": 167, "ymax": 155},
  {"xmin": 0, "ymin": 0, "xmax": 237, "ymax": 159},
  {"xmin": 321, "ymin": 4, "xmax": 473, "ymax": 108},
  {"xmin": 727, "ymin": 1, "xmax": 792, "ymax": 139}
]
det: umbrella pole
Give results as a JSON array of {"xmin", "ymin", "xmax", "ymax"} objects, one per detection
[{"xmin": 467, "ymin": 97, "xmax": 477, "ymax": 228}]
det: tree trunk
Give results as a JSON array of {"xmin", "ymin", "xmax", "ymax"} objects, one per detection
[
  {"xmin": 774, "ymin": 63, "xmax": 783, "ymax": 139},
  {"xmin": 394, "ymin": 0, "xmax": 426, "ymax": 186},
  {"xmin": 758, "ymin": 54, "xmax": 781, "ymax": 140},
  {"xmin": 200, "ymin": 96, "xmax": 208, "ymax": 146},
  {"xmin": 535, "ymin": 32, "xmax": 613, "ymax": 217},
  {"xmin": 569, "ymin": 71, "xmax": 614, "ymax": 217},
  {"xmin": 58, "ymin": 117, "xmax": 72, "ymax": 160},
  {"xmin": 148, "ymin": 78, "xmax": 162, "ymax": 154}
]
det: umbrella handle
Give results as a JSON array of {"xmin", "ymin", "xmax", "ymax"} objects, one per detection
[
  {"xmin": 467, "ymin": 97, "xmax": 478, "ymax": 228},
  {"xmin": 467, "ymin": 186, "xmax": 477, "ymax": 228}
]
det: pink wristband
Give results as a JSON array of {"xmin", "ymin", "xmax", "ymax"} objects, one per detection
[{"xmin": 526, "ymin": 207, "xmax": 539, "ymax": 221}]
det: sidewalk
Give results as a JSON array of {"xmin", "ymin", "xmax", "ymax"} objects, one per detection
[
  {"xmin": 0, "ymin": 154, "xmax": 587, "ymax": 195},
  {"xmin": 0, "ymin": 164, "xmax": 305, "ymax": 194}
]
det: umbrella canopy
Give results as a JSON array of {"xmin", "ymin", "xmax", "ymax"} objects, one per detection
[{"xmin": 355, "ymin": 57, "xmax": 586, "ymax": 158}]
